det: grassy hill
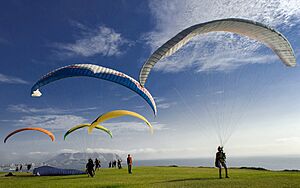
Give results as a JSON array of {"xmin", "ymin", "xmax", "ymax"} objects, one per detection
[{"xmin": 1, "ymin": 166, "xmax": 300, "ymax": 188}]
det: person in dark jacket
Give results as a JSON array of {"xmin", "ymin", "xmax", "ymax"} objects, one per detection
[
  {"xmin": 27, "ymin": 163, "xmax": 32, "ymax": 172},
  {"xmin": 127, "ymin": 154, "xmax": 133, "ymax": 174},
  {"xmin": 113, "ymin": 160, "xmax": 117, "ymax": 168},
  {"xmin": 117, "ymin": 159, "xmax": 122, "ymax": 169},
  {"xmin": 86, "ymin": 158, "xmax": 95, "ymax": 177},
  {"xmin": 215, "ymin": 146, "xmax": 229, "ymax": 179},
  {"xmin": 95, "ymin": 158, "xmax": 101, "ymax": 171}
]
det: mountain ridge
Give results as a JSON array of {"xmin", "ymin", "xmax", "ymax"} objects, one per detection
[{"xmin": 45, "ymin": 152, "xmax": 122, "ymax": 169}]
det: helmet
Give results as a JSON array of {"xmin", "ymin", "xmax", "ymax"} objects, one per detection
[{"xmin": 218, "ymin": 146, "xmax": 223, "ymax": 151}]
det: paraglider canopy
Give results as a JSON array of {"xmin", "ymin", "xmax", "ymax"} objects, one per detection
[
  {"xmin": 64, "ymin": 123, "xmax": 112, "ymax": 140},
  {"xmin": 4, "ymin": 127, "xmax": 55, "ymax": 143},
  {"xmin": 88, "ymin": 110, "xmax": 153, "ymax": 134},
  {"xmin": 139, "ymin": 18, "xmax": 296, "ymax": 86},
  {"xmin": 31, "ymin": 64, "xmax": 157, "ymax": 116}
]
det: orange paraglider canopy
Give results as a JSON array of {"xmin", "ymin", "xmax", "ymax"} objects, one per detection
[{"xmin": 4, "ymin": 127, "xmax": 55, "ymax": 143}]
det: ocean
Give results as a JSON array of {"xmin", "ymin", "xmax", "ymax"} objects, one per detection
[
  {"xmin": 2, "ymin": 156, "xmax": 299, "ymax": 172},
  {"xmin": 136, "ymin": 156, "xmax": 300, "ymax": 170}
]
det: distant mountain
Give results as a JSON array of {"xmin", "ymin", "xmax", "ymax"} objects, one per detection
[{"xmin": 45, "ymin": 152, "xmax": 122, "ymax": 169}]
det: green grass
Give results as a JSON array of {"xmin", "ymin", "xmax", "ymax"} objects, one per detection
[{"xmin": 1, "ymin": 166, "xmax": 300, "ymax": 188}]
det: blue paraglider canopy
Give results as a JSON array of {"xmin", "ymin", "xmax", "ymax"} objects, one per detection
[{"xmin": 33, "ymin": 166, "xmax": 85, "ymax": 176}]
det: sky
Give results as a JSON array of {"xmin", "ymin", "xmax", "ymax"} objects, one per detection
[{"xmin": 1, "ymin": 0, "xmax": 300, "ymax": 163}]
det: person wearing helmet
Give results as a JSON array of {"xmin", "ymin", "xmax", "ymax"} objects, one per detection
[{"xmin": 215, "ymin": 146, "xmax": 229, "ymax": 179}]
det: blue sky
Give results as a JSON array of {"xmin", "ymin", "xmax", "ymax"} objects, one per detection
[{"xmin": 1, "ymin": 0, "xmax": 300, "ymax": 163}]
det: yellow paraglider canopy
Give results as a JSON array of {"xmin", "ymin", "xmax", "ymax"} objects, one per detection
[{"xmin": 88, "ymin": 110, "xmax": 153, "ymax": 134}]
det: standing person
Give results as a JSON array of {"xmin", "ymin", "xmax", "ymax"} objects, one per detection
[
  {"xmin": 19, "ymin": 164, "xmax": 23, "ymax": 171},
  {"xmin": 215, "ymin": 146, "xmax": 229, "ymax": 179},
  {"xmin": 127, "ymin": 154, "xmax": 133, "ymax": 174},
  {"xmin": 27, "ymin": 163, "xmax": 32, "ymax": 172},
  {"xmin": 117, "ymin": 159, "xmax": 122, "ymax": 169},
  {"xmin": 86, "ymin": 158, "xmax": 95, "ymax": 177},
  {"xmin": 94, "ymin": 158, "xmax": 100, "ymax": 171},
  {"xmin": 113, "ymin": 160, "xmax": 117, "ymax": 168},
  {"xmin": 109, "ymin": 161, "xmax": 112, "ymax": 168}
]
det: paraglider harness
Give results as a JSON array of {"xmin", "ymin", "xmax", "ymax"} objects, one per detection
[{"xmin": 215, "ymin": 147, "xmax": 226, "ymax": 168}]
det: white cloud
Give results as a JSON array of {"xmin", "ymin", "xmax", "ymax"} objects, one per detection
[
  {"xmin": 100, "ymin": 121, "xmax": 167, "ymax": 133},
  {"xmin": 145, "ymin": 0, "xmax": 300, "ymax": 72},
  {"xmin": 14, "ymin": 115, "xmax": 87, "ymax": 130},
  {"xmin": 0, "ymin": 73, "xmax": 28, "ymax": 84},
  {"xmin": 214, "ymin": 90, "xmax": 224, "ymax": 95},
  {"xmin": 8, "ymin": 104, "xmax": 60, "ymax": 114},
  {"xmin": 7, "ymin": 111, "xmax": 165, "ymax": 132},
  {"xmin": 121, "ymin": 95, "xmax": 138, "ymax": 101},
  {"xmin": 54, "ymin": 24, "xmax": 129, "ymax": 58},
  {"xmin": 7, "ymin": 104, "xmax": 97, "ymax": 114},
  {"xmin": 154, "ymin": 97, "xmax": 166, "ymax": 103},
  {"xmin": 157, "ymin": 102, "xmax": 177, "ymax": 109},
  {"xmin": 154, "ymin": 97, "xmax": 177, "ymax": 109},
  {"xmin": 28, "ymin": 151, "xmax": 49, "ymax": 156}
]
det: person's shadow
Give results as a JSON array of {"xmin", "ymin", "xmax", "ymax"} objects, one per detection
[
  {"xmin": 157, "ymin": 177, "xmax": 218, "ymax": 184},
  {"xmin": 164, "ymin": 178, "xmax": 218, "ymax": 183}
]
